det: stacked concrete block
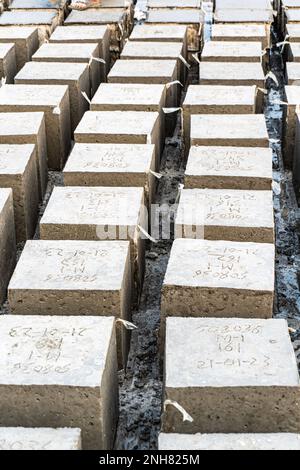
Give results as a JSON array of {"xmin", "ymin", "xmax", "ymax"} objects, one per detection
[
  {"xmin": 32, "ymin": 42, "xmax": 102, "ymax": 96},
  {"xmin": 0, "ymin": 85, "xmax": 71, "ymax": 170},
  {"xmin": 0, "ymin": 144, "xmax": 39, "ymax": 242},
  {"xmin": 161, "ymin": 238, "xmax": 275, "ymax": 319},
  {"xmin": 199, "ymin": 62, "xmax": 265, "ymax": 87},
  {"xmin": 0, "ymin": 188, "xmax": 16, "ymax": 304},
  {"xmin": 0, "ymin": 43, "xmax": 17, "ymax": 83},
  {"xmin": 0, "ymin": 11, "xmax": 62, "ymax": 41},
  {"xmin": 202, "ymin": 41, "xmax": 263, "ymax": 63},
  {"xmin": 74, "ymin": 110, "xmax": 161, "ymax": 169},
  {"xmin": 63, "ymin": 143, "xmax": 156, "ymax": 207},
  {"xmin": 0, "ymin": 427, "xmax": 81, "ymax": 450},
  {"xmin": 292, "ymin": 109, "xmax": 300, "ymax": 191},
  {"xmin": 184, "ymin": 146, "xmax": 273, "ymax": 190},
  {"xmin": 283, "ymin": 85, "xmax": 300, "ymax": 167},
  {"xmin": 175, "ymin": 188, "xmax": 274, "ymax": 243},
  {"xmin": 162, "ymin": 318, "xmax": 300, "ymax": 434},
  {"xmin": 0, "ymin": 27, "xmax": 39, "ymax": 71},
  {"xmin": 211, "ymin": 24, "xmax": 270, "ymax": 50},
  {"xmin": 49, "ymin": 25, "xmax": 111, "ymax": 79},
  {"xmin": 0, "ymin": 315, "xmax": 118, "ymax": 449},
  {"xmin": 0, "ymin": 112, "xmax": 47, "ymax": 198},
  {"xmin": 148, "ymin": 0, "xmax": 201, "ymax": 7},
  {"xmin": 15, "ymin": 61, "xmax": 90, "ymax": 132},
  {"xmin": 39, "ymin": 186, "xmax": 146, "ymax": 296}
]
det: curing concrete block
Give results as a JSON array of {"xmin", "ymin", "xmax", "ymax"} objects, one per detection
[
  {"xmin": 190, "ymin": 114, "xmax": 269, "ymax": 149},
  {"xmin": 0, "ymin": 315, "xmax": 118, "ymax": 449},
  {"xmin": 161, "ymin": 238, "xmax": 275, "ymax": 318},
  {"xmin": 287, "ymin": 42, "xmax": 300, "ymax": 63},
  {"xmin": 287, "ymin": 24, "xmax": 300, "ymax": 42},
  {"xmin": 120, "ymin": 41, "xmax": 185, "ymax": 84},
  {"xmin": 0, "ymin": 27, "xmax": 39, "ymax": 71},
  {"xmin": 215, "ymin": 0, "xmax": 273, "ymax": 10},
  {"xmin": 0, "ymin": 11, "xmax": 61, "ymax": 41},
  {"xmin": 90, "ymin": 83, "xmax": 166, "ymax": 151},
  {"xmin": 49, "ymin": 25, "xmax": 110, "ymax": 79},
  {"xmin": 283, "ymin": 85, "xmax": 300, "ymax": 168},
  {"xmin": 9, "ymin": 0, "xmax": 68, "ymax": 9},
  {"xmin": 0, "ymin": 85, "xmax": 71, "ymax": 171},
  {"xmin": 0, "ymin": 112, "xmax": 47, "ymax": 198},
  {"xmin": 145, "ymin": 8, "xmax": 204, "ymax": 53},
  {"xmin": 184, "ymin": 146, "xmax": 273, "ymax": 190},
  {"xmin": 8, "ymin": 239, "xmax": 131, "ymax": 366},
  {"xmin": 63, "ymin": 143, "xmax": 156, "ymax": 206},
  {"xmin": 32, "ymin": 42, "xmax": 101, "ymax": 97},
  {"xmin": 201, "ymin": 41, "xmax": 262, "ymax": 63},
  {"xmin": 0, "ymin": 43, "xmax": 16, "ymax": 83},
  {"xmin": 211, "ymin": 23, "xmax": 270, "ymax": 49},
  {"xmin": 287, "ymin": 62, "xmax": 300, "ymax": 84},
  {"xmin": 214, "ymin": 9, "xmax": 274, "ymax": 24},
  {"xmin": 0, "ymin": 144, "xmax": 39, "ymax": 242},
  {"xmin": 158, "ymin": 433, "xmax": 300, "ymax": 450},
  {"xmin": 0, "ymin": 427, "xmax": 81, "ymax": 450},
  {"xmin": 183, "ymin": 86, "xmax": 257, "ymax": 155},
  {"xmin": 74, "ymin": 111, "xmax": 161, "ymax": 169},
  {"xmin": 15, "ymin": 61, "xmax": 90, "ymax": 132},
  {"xmin": 199, "ymin": 62, "xmax": 265, "ymax": 87},
  {"xmin": 162, "ymin": 317, "xmax": 300, "ymax": 434},
  {"xmin": 39, "ymin": 186, "xmax": 146, "ymax": 295},
  {"xmin": 148, "ymin": 0, "xmax": 201, "ymax": 7},
  {"xmin": 0, "ymin": 188, "xmax": 16, "ymax": 304},
  {"xmin": 175, "ymin": 188, "xmax": 274, "ymax": 243}
]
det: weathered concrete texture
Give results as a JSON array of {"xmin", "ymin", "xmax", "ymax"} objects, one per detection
[
  {"xmin": 202, "ymin": 41, "xmax": 262, "ymax": 62},
  {"xmin": 287, "ymin": 23, "xmax": 300, "ymax": 42},
  {"xmin": 0, "ymin": 144, "xmax": 39, "ymax": 242},
  {"xmin": 0, "ymin": 27, "xmax": 39, "ymax": 71},
  {"xmin": 162, "ymin": 317, "xmax": 300, "ymax": 434},
  {"xmin": 148, "ymin": 0, "xmax": 201, "ymax": 7},
  {"xmin": 0, "ymin": 315, "xmax": 118, "ymax": 450},
  {"xmin": 286, "ymin": 9, "xmax": 300, "ymax": 23},
  {"xmin": 49, "ymin": 25, "xmax": 110, "ymax": 79},
  {"xmin": 288, "ymin": 42, "xmax": 300, "ymax": 62},
  {"xmin": 211, "ymin": 23, "xmax": 270, "ymax": 49},
  {"xmin": 190, "ymin": 114, "xmax": 269, "ymax": 148},
  {"xmin": 214, "ymin": 9, "xmax": 274, "ymax": 24},
  {"xmin": 184, "ymin": 146, "xmax": 273, "ymax": 190},
  {"xmin": 175, "ymin": 188, "xmax": 274, "ymax": 243},
  {"xmin": 0, "ymin": 188, "xmax": 16, "ymax": 304},
  {"xmin": 286, "ymin": 62, "xmax": 300, "ymax": 85},
  {"xmin": 0, "ymin": 112, "xmax": 47, "ymax": 198},
  {"xmin": 0, "ymin": 11, "xmax": 61, "ymax": 41},
  {"xmin": 15, "ymin": 61, "xmax": 90, "ymax": 132},
  {"xmin": 0, "ymin": 427, "xmax": 82, "ymax": 450},
  {"xmin": 63, "ymin": 143, "xmax": 156, "ymax": 206},
  {"xmin": 161, "ymin": 238, "xmax": 275, "ymax": 318},
  {"xmin": 199, "ymin": 62, "xmax": 265, "ymax": 87},
  {"xmin": 183, "ymin": 86, "xmax": 257, "ymax": 154},
  {"xmin": 215, "ymin": 0, "xmax": 273, "ymax": 9},
  {"xmin": 0, "ymin": 43, "xmax": 16, "ymax": 83},
  {"xmin": 293, "ymin": 111, "xmax": 300, "ymax": 190},
  {"xmin": 39, "ymin": 186, "xmax": 146, "ymax": 296},
  {"xmin": 145, "ymin": 9, "xmax": 204, "ymax": 52},
  {"xmin": 9, "ymin": 0, "xmax": 68, "ymax": 8},
  {"xmin": 283, "ymin": 85, "xmax": 300, "ymax": 168},
  {"xmin": 158, "ymin": 433, "xmax": 300, "ymax": 450},
  {"xmin": 120, "ymin": 41, "xmax": 185, "ymax": 84},
  {"xmin": 74, "ymin": 111, "xmax": 161, "ymax": 168},
  {"xmin": 32, "ymin": 42, "xmax": 101, "ymax": 96},
  {"xmin": 129, "ymin": 24, "xmax": 188, "ymax": 57},
  {"xmin": 0, "ymin": 85, "xmax": 71, "ymax": 171}
]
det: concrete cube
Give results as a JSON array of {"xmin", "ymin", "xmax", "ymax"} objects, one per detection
[
  {"xmin": 15, "ymin": 61, "xmax": 90, "ymax": 132},
  {"xmin": 63, "ymin": 143, "xmax": 156, "ymax": 206},
  {"xmin": 0, "ymin": 84, "xmax": 71, "ymax": 171},
  {"xmin": 190, "ymin": 114, "xmax": 269, "ymax": 148},
  {"xmin": 0, "ymin": 144, "xmax": 39, "ymax": 242},
  {"xmin": 0, "ymin": 11, "xmax": 61, "ymax": 41},
  {"xmin": 211, "ymin": 23, "xmax": 270, "ymax": 49},
  {"xmin": 148, "ymin": 0, "xmax": 201, "ymax": 7},
  {"xmin": 183, "ymin": 85, "xmax": 257, "ymax": 154},
  {"xmin": 158, "ymin": 433, "xmax": 300, "ymax": 450},
  {"xmin": 287, "ymin": 24, "xmax": 300, "ymax": 42},
  {"xmin": 0, "ymin": 43, "xmax": 16, "ymax": 83},
  {"xmin": 74, "ymin": 111, "xmax": 161, "ymax": 169},
  {"xmin": 0, "ymin": 188, "xmax": 16, "ymax": 304},
  {"xmin": 161, "ymin": 238, "xmax": 275, "ymax": 318},
  {"xmin": 283, "ymin": 85, "xmax": 300, "ymax": 167},
  {"xmin": 199, "ymin": 62, "xmax": 265, "ymax": 87},
  {"xmin": 0, "ymin": 112, "xmax": 47, "ymax": 198},
  {"xmin": 0, "ymin": 315, "xmax": 118, "ymax": 449},
  {"xmin": 288, "ymin": 42, "xmax": 300, "ymax": 62},
  {"xmin": 215, "ymin": 0, "xmax": 273, "ymax": 10},
  {"xmin": 214, "ymin": 9, "xmax": 274, "ymax": 24},
  {"xmin": 9, "ymin": 0, "xmax": 68, "ymax": 10},
  {"xmin": 49, "ymin": 25, "xmax": 110, "ymax": 79},
  {"xmin": 39, "ymin": 186, "xmax": 146, "ymax": 295},
  {"xmin": 201, "ymin": 41, "xmax": 262, "ymax": 63},
  {"xmin": 32, "ymin": 42, "xmax": 101, "ymax": 96},
  {"xmin": 175, "ymin": 188, "xmax": 274, "ymax": 243},
  {"xmin": 145, "ymin": 9, "xmax": 204, "ymax": 53},
  {"xmin": 184, "ymin": 146, "xmax": 273, "ymax": 190},
  {"xmin": 0, "ymin": 26, "xmax": 39, "ymax": 71},
  {"xmin": 120, "ymin": 41, "xmax": 186, "ymax": 84},
  {"xmin": 162, "ymin": 317, "xmax": 300, "ymax": 434},
  {"xmin": 0, "ymin": 427, "xmax": 81, "ymax": 450},
  {"xmin": 287, "ymin": 62, "xmax": 300, "ymax": 84}
]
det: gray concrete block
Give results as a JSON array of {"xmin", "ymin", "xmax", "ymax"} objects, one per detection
[
  {"xmin": 0, "ymin": 43, "xmax": 16, "ymax": 83},
  {"xmin": 0, "ymin": 427, "xmax": 81, "ymax": 450},
  {"xmin": 202, "ymin": 41, "xmax": 262, "ymax": 62},
  {"xmin": 211, "ymin": 23, "xmax": 270, "ymax": 49},
  {"xmin": 0, "ymin": 188, "xmax": 16, "ymax": 304}
]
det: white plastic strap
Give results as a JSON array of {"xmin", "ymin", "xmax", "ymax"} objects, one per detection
[
  {"xmin": 192, "ymin": 53, "xmax": 201, "ymax": 64},
  {"xmin": 89, "ymin": 56, "xmax": 106, "ymax": 67},
  {"xmin": 116, "ymin": 319, "xmax": 138, "ymax": 330},
  {"xmin": 179, "ymin": 54, "xmax": 191, "ymax": 69},
  {"xmin": 53, "ymin": 106, "xmax": 61, "ymax": 115},
  {"xmin": 166, "ymin": 80, "xmax": 183, "ymax": 89},
  {"xmin": 150, "ymin": 169, "xmax": 163, "ymax": 179},
  {"xmin": 1, "ymin": 77, "xmax": 6, "ymax": 87},
  {"xmin": 138, "ymin": 225, "xmax": 157, "ymax": 243},
  {"xmin": 265, "ymin": 71, "xmax": 279, "ymax": 86},
  {"xmin": 163, "ymin": 107, "xmax": 181, "ymax": 114},
  {"xmin": 164, "ymin": 400, "xmax": 194, "ymax": 423},
  {"xmin": 258, "ymin": 87, "xmax": 268, "ymax": 95},
  {"xmin": 81, "ymin": 91, "xmax": 91, "ymax": 105},
  {"xmin": 272, "ymin": 181, "xmax": 281, "ymax": 195},
  {"xmin": 272, "ymin": 100, "xmax": 288, "ymax": 106}
]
